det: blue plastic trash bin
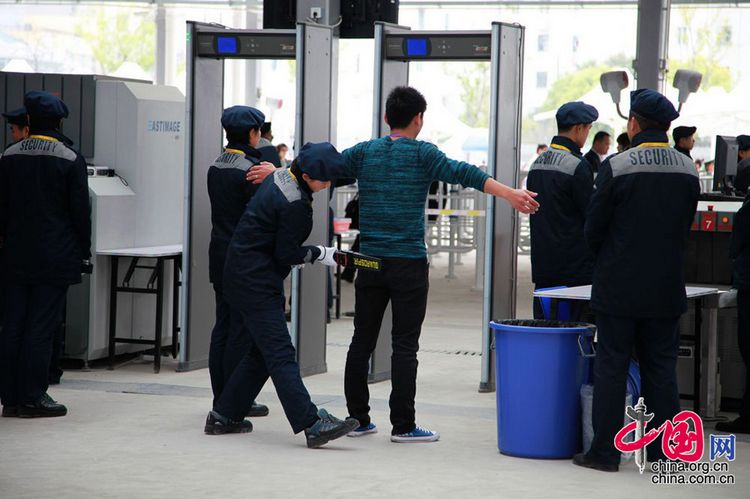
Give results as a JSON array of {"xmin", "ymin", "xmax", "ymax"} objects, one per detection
[{"xmin": 491, "ymin": 319, "xmax": 594, "ymax": 459}]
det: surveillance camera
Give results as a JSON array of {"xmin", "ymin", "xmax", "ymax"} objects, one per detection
[
  {"xmin": 673, "ymin": 69, "xmax": 702, "ymax": 104},
  {"xmin": 600, "ymin": 71, "xmax": 629, "ymax": 105}
]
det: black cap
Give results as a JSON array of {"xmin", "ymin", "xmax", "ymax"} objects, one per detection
[
  {"xmin": 24, "ymin": 91, "xmax": 69, "ymax": 120},
  {"xmin": 629, "ymin": 89, "xmax": 679, "ymax": 124},
  {"xmin": 672, "ymin": 126, "xmax": 697, "ymax": 143},
  {"xmin": 555, "ymin": 101, "xmax": 599, "ymax": 128},
  {"xmin": 737, "ymin": 135, "xmax": 750, "ymax": 152},
  {"xmin": 221, "ymin": 106, "xmax": 265, "ymax": 133},
  {"xmin": 296, "ymin": 142, "xmax": 346, "ymax": 181},
  {"xmin": 261, "ymin": 122, "xmax": 272, "ymax": 135},
  {"xmin": 2, "ymin": 107, "xmax": 27, "ymax": 127}
]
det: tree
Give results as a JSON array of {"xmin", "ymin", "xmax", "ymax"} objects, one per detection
[
  {"xmin": 76, "ymin": 10, "xmax": 155, "ymax": 74},
  {"xmin": 452, "ymin": 62, "xmax": 491, "ymax": 128}
]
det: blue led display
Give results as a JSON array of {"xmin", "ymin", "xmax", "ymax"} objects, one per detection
[
  {"xmin": 406, "ymin": 38, "xmax": 428, "ymax": 56},
  {"xmin": 217, "ymin": 36, "xmax": 238, "ymax": 54}
]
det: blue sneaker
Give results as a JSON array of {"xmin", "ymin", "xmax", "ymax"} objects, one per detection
[
  {"xmin": 347, "ymin": 422, "xmax": 378, "ymax": 437},
  {"xmin": 390, "ymin": 425, "xmax": 440, "ymax": 443}
]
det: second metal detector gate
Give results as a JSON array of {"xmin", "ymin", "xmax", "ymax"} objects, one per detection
[
  {"xmin": 182, "ymin": 21, "xmax": 336, "ymax": 375},
  {"xmin": 369, "ymin": 22, "xmax": 525, "ymax": 390}
]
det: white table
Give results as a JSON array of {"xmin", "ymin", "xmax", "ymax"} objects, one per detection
[
  {"xmin": 532, "ymin": 284, "xmax": 722, "ymax": 418},
  {"xmin": 98, "ymin": 245, "xmax": 183, "ymax": 373}
]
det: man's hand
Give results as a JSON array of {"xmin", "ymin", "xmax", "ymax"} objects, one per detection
[
  {"xmin": 315, "ymin": 246, "xmax": 337, "ymax": 267},
  {"xmin": 506, "ymin": 188, "xmax": 539, "ymax": 215},
  {"xmin": 246, "ymin": 162, "xmax": 276, "ymax": 184}
]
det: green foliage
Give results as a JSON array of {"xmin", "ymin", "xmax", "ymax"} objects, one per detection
[
  {"xmin": 76, "ymin": 10, "xmax": 155, "ymax": 74},
  {"xmin": 540, "ymin": 64, "xmax": 607, "ymax": 113},
  {"xmin": 452, "ymin": 62, "xmax": 491, "ymax": 128}
]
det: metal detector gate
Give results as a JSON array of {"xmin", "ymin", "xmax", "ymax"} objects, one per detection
[
  {"xmin": 183, "ymin": 22, "xmax": 336, "ymax": 375},
  {"xmin": 371, "ymin": 22, "xmax": 524, "ymax": 390}
]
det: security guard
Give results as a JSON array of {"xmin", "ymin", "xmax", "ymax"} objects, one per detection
[
  {"xmin": 206, "ymin": 142, "xmax": 359, "ymax": 448},
  {"xmin": 716, "ymin": 188, "xmax": 750, "ymax": 433},
  {"xmin": 574, "ymin": 89, "xmax": 700, "ymax": 472},
  {"xmin": 207, "ymin": 106, "xmax": 276, "ymax": 419},
  {"xmin": 2, "ymin": 107, "xmax": 29, "ymax": 144},
  {"xmin": 734, "ymin": 135, "xmax": 750, "ymax": 194},
  {"xmin": 673, "ymin": 125, "xmax": 697, "ymax": 159},
  {"xmin": 527, "ymin": 101, "xmax": 598, "ymax": 319},
  {"xmin": 0, "ymin": 91, "xmax": 91, "ymax": 418}
]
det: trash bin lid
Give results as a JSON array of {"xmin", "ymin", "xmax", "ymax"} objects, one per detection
[{"xmin": 490, "ymin": 319, "xmax": 595, "ymax": 335}]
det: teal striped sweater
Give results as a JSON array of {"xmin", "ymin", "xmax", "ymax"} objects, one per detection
[{"xmin": 341, "ymin": 137, "xmax": 491, "ymax": 259}]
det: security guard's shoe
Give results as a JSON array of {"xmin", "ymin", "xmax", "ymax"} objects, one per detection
[
  {"xmin": 1, "ymin": 406, "xmax": 19, "ymax": 417},
  {"xmin": 204, "ymin": 411, "xmax": 253, "ymax": 435},
  {"xmin": 247, "ymin": 403, "xmax": 269, "ymax": 418},
  {"xmin": 304, "ymin": 408, "xmax": 359, "ymax": 448},
  {"xmin": 18, "ymin": 393, "xmax": 67, "ymax": 418},
  {"xmin": 716, "ymin": 416, "xmax": 750, "ymax": 434},
  {"xmin": 572, "ymin": 453, "xmax": 618, "ymax": 473}
]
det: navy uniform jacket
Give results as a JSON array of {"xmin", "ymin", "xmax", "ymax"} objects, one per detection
[
  {"xmin": 527, "ymin": 136, "xmax": 595, "ymax": 286},
  {"xmin": 223, "ymin": 168, "xmax": 322, "ymax": 310},
  {"xmin": 585, "ymin": 130, "xmax": 700, "ymax": 317},
  {"xmin": 0, "ymin": 130, "xmax": 91, "ymax": 286},
  {"xmin": 584, "ymin": 149, "xmax": 601, "ymax": 174},
  {"xmin": 257, "ymin": 138, "xmax": 281, "ymax": 168},
  {"xmin": 730, "ymin": 192, "xmax": 750, "ymax": 291},
  {"xmin": 207, "ymin": 143, "xmax": 261, "ymax": 286}
]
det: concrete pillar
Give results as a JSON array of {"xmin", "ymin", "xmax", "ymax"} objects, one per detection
[{"xmin": 634, "ymin": 0, "xmax": 671, "ymax": 91}]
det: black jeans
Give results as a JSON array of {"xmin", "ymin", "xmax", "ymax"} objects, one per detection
[
  {"xmin": 0, "ymin": 284, "xmax": 68, "ymax": 406},
  {"xmin": 214, "ymin": 303, "xmax": 318, "ymax": 433},
  {"xmin": 587, "ymin": 313, "xmax": 681, "ymax": 465},
  {"xmin": 738, "ymin": 289, "xmax": 750, "ymax": 418},
  {"xmin": 345, "ymin": 258, "xmax": 429, "ymax": 435}
]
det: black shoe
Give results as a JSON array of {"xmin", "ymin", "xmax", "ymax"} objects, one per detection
[
  {"xmin": 204, "ymin": 411, "xmax": 253, "ymax": 435},
  {"xmin": 304, "ymin": 408, "xmax": 359, "ymax": 448},
  {"xmin": 1, "ymin": 406, "xmax": 18, "ymax": 417},
  {"xmin": 247, "ymin": 403, "xmax": 269, "ymax": 418},
  {"xmin": 716, "ymin": 416, "xmax": 750, "ymax": 434},
  {"xmin": 18, "ymin": 393, "xmax": 67, "ymax": 418},
  {"xmin": 572, "ymin": 453, "xmax": 618, "ymax": 472}
]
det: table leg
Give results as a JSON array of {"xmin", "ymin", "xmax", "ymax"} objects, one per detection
[
  {"xmin": 693, "ymin": 298, "xmax": 702, "ymax": 413},
  {"xmin": 171, "ymin": 255, "xmax": 180, "ymax": 359},
  {"xmin": 154, "ymin": 257, "xmax": 164, "ymax": 374},
  {"xmin": 108, "ymin": 256, "xmax": 119, "ymax": 370},
  {"xmin": 335, "ymin": 234, "xmax": 342, "ymax": 320},
  {"xmin": 700, "ymin": 295, "xmax": 720, "ymax": 419}
]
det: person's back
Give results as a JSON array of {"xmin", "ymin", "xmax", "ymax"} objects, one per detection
[
  {"xmin": 586, "ymin": 138, "xmax": 699, "ymax": 317},
  {"xmin": 343, "ymin": 136, "xmax": 488, "ymax": 258},
  {"xmin": 1, "ymin": 132, "xmax": 89, "ymax": 285}
]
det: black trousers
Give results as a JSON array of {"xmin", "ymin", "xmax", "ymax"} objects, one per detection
[
  {"xmin": 344, "ymin": 258, "xmax": 429, "ymax": 435},
  {"xmin": 532, "ymin": 281, "xmax": 593, "ymax": 322},
  {"xmin": 214, "ymin": 303, "xmax": 318, "ymax": 433},
  {"xmin": 0, "ymin": 283, "xmax": 68, "ymax": 406},
  {"xmin": 738, "ymin": 289, "xmax": 750, "ymax": 418},
  {"xmin": 208, "ymin": 284, "xmax": 251, "ymax": 407},
  {"xmin": 587, "ymin": 312, "xmax": 681, "ymax": 465}
]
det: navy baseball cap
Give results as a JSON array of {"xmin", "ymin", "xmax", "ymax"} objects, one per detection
[
  {"xmin": 221, "ymin": 106, "xmax": 265, "ymax": 133},
  {"xmin": 2, "ymin": 107, "xmax": 27, "ymax": 126},
  {"xmin": 24, "ymin": 91, "xmax": 69, "ymax": 120},
  {"xmin": 296, "ymin": 142, "xmax": 345, "ymax": 181},
  {"xmin": 737, "ymin": 135, "xmax": 750, "ymax": 151},
  {"xmin": 629, "ymin": 89, "xmax": 679, "ymax": 124},
  {"xmin": 673, "ymin": 126, "xmax": 697, "ymax": 143},
  {"xmin": 556, "ymin": 102, "xmax": 599, "ymax": 128}
]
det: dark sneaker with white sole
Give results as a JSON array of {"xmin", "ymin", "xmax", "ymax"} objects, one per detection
[
  {"xmin": 348, "ymin": 422, "xmax": 377, "ymax": 437},
  {"xmin": 204, "ymin": 411, "xmax": 253, "ymax": 435},
  {"xmin": 2, "ymin": 406, "xmax": 19, "ymax": 417},
  {"xmin": 572, "ymin": 453, "xmax": 619, "ymax": 472},
  {"xmin": 390, "ymin": 425, "xmax": 439, "ymax": 443},
  {"xmin": 247, "ymin": 403, "xmax": 269, "ymax": 418},
  {"xmin": 18, "ymin": 393, "xmax": 67, "ymax": 418},
  {"xmin": 304, "ymin": 409, "xmax": 359, "ymax": 448}
]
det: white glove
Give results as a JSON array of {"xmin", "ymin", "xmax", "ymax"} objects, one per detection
[{"xmin": 316, "ymin": 246, "xmax": 337, "ymax": 267}]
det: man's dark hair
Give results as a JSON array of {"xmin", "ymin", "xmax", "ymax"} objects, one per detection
[
  {"xmin": 225, "ymin": 126, "xmax": 260, "ymax": 145},
  {"xmin": 593, "ymin": 131, "xmax": 610, "ymax": 143},
  {"xmin": 616, "ymin": 132, "xmax": 630, "ymax": 148},
  {"xmin": 630, "ymin": 112, "xmax": 669, "ymax": 132},
  {"xmin": 385, "ymin": 86, "xmax": 427, "ymax": 129},
  {"xmin": 557, "ymin": 125, "xmax": 575, "ymax": 134},
  {"xmin": 261, "ymin": 122, "xmax": 272, "ymax": 136},
  {"xmin": 28, "ymin": 115, "xmax": 61, "ymax": 132}
]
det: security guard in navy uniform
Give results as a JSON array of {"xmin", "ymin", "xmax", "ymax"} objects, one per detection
[
  {"xmin": 0, "ymin": 91, "xmax": 91, "ymax": 418},
  {"xmin": 207, "ymin": 106, "xmax": 276, "ymax": 419},
  {"xmin": 715, "ymin": 179, "xmax": 750, "ymax": 433},
  {"xmin": 574, "ymin": 89, "xmax": 700, "ymax": 472},
  {"xmin": 527, "ymin": 101, "xmax": 598, "ymax": 319},
  {"xmin": 2, "ymin": 107, "xmax": 30, "ymax": 144},
  {"xmin": 206, "ymin": 142, "xmax": 359, "ymax": 448}
]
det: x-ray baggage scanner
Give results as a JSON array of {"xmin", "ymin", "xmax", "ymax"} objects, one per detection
[
  {"xmin": 370, "ymin": 22, "xmax": 525, "ymax": 390},
  {"xmin": 183, "ymin": 21, "xmax": 336, "ymax": 375}
]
